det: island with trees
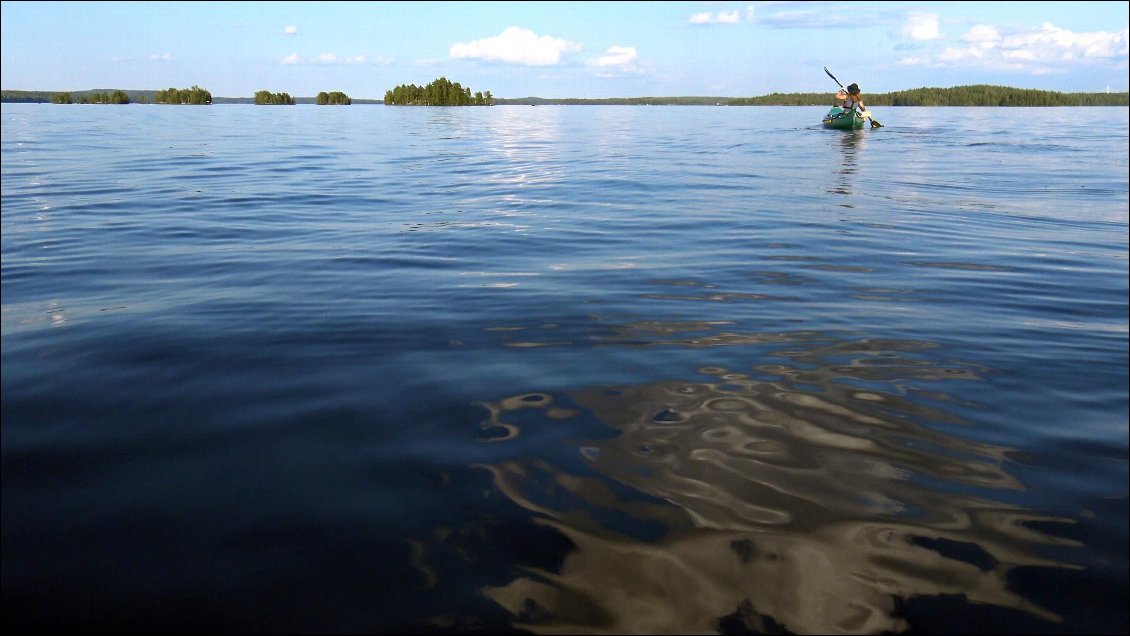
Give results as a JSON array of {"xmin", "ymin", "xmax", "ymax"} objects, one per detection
[
  {"xmin": 315, "ymin": 91, "xmax": 351, "ymax": 105},
  {"xmin": 154, "ymin": 85, "xmax": 212, "ymax": 105},
  {"xmin": 255, "ymin": 90, "xmax": 295, "ymax": 105},
  {"xmin": 384, "ymin": 77, "xmax": 492, "ymax": 106}
]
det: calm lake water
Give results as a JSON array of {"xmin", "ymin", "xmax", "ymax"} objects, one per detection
[{"xmin": 2, "ymin": 103, "xmax": 1127, "ymax": 634}]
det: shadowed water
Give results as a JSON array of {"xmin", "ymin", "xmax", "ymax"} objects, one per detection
[{"xmin": 2, "ymin": 104, "xmax": 1127, "ymax": 634}]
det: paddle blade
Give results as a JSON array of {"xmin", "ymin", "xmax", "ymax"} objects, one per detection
[{"xmin": 870, "ymin": 118, "xmax": 883, "ymax": 128}]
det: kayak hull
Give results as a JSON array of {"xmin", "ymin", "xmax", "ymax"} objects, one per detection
[{"xmin": 822, "ymin": 107, "xmax": 870, "ymax": 130}]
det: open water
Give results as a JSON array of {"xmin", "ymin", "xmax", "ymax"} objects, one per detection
[{"xmin": 2, "ymin": 103, "xmax": 1127, "ymax": 634}]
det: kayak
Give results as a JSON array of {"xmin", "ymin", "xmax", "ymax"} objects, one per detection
[{"xmin": 822, "ymin": 106, "xmax": 871, "ymax": 130}]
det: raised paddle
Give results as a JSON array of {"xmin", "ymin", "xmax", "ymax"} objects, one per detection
[{"xmin": 824, "ymin": 66, "xmax": 882, "ymax": 128}]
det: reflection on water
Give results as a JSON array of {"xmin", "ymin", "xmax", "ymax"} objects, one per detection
[
  {"xmin": 830, "ymin": 130, "xmax": 867, "ymax": 202},
  {"xmin": 460, "ymin": 332, "xmax": 1078, "ymax": 634}
]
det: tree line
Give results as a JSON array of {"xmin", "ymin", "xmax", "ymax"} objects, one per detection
[
  {"xmin": 0, "ymin": 89, "xmax": 373, "ymax": 104},
  {"xmin": 51, "ymin": 90, "xmax": 131, "ymax": 104},
  {"xmin": 154, "ymin": 85, "xmax": 212, "ymax": 104},
  {"xmin": 384, "ymin": 77, "xmax": 491, "ymax": 106},
  {"xmin": 723, "ymin": 85, "xmax": 1128, "ymax": 107},
  {"xmin": 494, "ymin": 96, "xmax": 723, "ymax": 105},
  {"xmin": 496, "ymin": 86, "xmax": 1127, "ymax": 106},
  {"xmin": 316, "ymin": 91, "xmax": 351, "ymax": 105},
  {"xmin": 255, "ymin": 90, "xmax": 295, "ymax": 105},
  {"xmin": 4, "ymin": 84, "xmax": 1127, "ymax": 106},
  {"xmin": 876, "ymin": 85, "xmax": 1126, "ymax": 107}
]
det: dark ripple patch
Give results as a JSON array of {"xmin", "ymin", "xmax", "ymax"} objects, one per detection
[
  {"xmin": 904, "ymin": 261, "xmax": 1016, "ymax": 271},
  {"xmin": 469, "ymin": 338, "xmax": 1080, "ymax": 633}
]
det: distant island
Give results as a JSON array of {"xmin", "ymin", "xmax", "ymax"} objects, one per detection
[
  {"xmin": 255, "ymin": 90, "xmax": 295, "ymax": 105},
  {"xmin": 2, "ymin": 85, "xmax": 1126, "ymax": 106},
  {"xmin": 315, "ymin": 91, "xmax": 351, "ymax": 105},
  {"xmin": 154, "ymin": 85, "xmax": 213, "ymax": 105},
  {"xmin": 384, "ymin": 77, "xmax": 492, "ymax": 106}
]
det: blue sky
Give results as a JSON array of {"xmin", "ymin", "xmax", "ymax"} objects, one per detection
[{"xmin": 2, "ymin": 1, "xmax": 1127, "ymax": 99}]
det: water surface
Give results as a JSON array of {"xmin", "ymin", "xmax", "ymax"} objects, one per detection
[{"xmin": 2, "ymin": 104, "xmax": 1127, "ymax": 633}]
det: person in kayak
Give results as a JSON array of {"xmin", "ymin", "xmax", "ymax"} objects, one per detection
[{"xmin": 835, "ymin": 83, "xmax": 866, "ymax": 114}]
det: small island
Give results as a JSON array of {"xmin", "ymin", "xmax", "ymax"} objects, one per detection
[
  {"xmin": 315, "ymin": 91, "xmax": 351, "ymax": 105},
  {"xmin": 255, "ymin": 90, "xmax": 295, "ymax": 105},
  {"xmin": 154, "ymin": 85, "xmax": 212, "ymax": 105},
  {"xmin": 384, "ymin": 77, "xmax": 492, "ymax": 106}
]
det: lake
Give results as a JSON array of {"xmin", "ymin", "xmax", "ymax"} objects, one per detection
[{"xmin": 2, "ymin": 103, "xmax": 1127, "ymax": 634}]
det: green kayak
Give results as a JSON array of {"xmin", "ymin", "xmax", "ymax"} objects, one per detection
[{"xmin": 822, "ymin": 106, "xmax": 871, "ymax": 130}]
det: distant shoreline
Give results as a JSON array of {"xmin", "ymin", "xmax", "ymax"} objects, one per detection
[{"xmin": 2, "ymin": 86, "xmax": 1128, "ymax": 107}]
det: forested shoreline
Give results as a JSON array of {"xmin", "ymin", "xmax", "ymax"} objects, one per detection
[
  {"xmin": 2, "ymin": 84, "xmax": 1127, "ymax": 106},
  {"xmin": 496, "ymin": 86, "xmax": 1128, "ymax": 106},
  {"xmin": 720, "ymin": 85, "xmax": 1128, "ymax": 106}
]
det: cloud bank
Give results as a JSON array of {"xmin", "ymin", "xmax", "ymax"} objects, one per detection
[{"xmin": 900, "ymin": 22, "xmax": 1129, "ymax": 72}]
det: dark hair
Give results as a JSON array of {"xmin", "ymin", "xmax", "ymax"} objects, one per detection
[{"xmin": 847, "ymin": 83, "xmax": 860, "ymax": 94}]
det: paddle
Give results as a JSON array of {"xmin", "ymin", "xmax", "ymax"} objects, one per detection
[{"xmin": 824, "ymin": 66, "xmax": 882, "ymax": 128}]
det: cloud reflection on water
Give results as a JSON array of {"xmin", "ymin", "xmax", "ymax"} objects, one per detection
[{"xmin": 466, "ymin": 331, "xmax": 1078, "ymax": 634}]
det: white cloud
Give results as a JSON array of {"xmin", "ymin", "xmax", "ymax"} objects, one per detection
[
  {"xmin": 898, "ymin": 13, "xmax": 942, "ymax": 41},
  {"xmin": 149, "ymin": 52, "xmax": 173, "ymax": 61},
  {"xmin": 717, "ymin": 10, "xmax": 740, "ymax": 24},
  {"xmin": 282, "ymin": 52, "xmax": 369, "ymax": 65},
  {"xmin": 450, "ymin": 26, "xmax": 582, "ymax": 66},
  {"xmin": 964, "ymin": 25, "xmax": 999, "ymax": 44},
  {"xmin": 896, "ymin": 55, "xmax": 931, "ymax": 66},
  {"xmin": 284, "ymin": 25, "xmax": 298, "ymax": 35},
  {"xmin": 753, "ymin": 1, "xmax": 885, "ymax": 29},
  {"xmin": 689, "ymin": 10, "xmax": 742, "ymax": 25},
  {"xmin": 900, "ymin": 22, "xmax": 1129, "ymax": 72},
  {"xmin": 590, "ymin": 45, "xmax": 638, "ymax": 68}
]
